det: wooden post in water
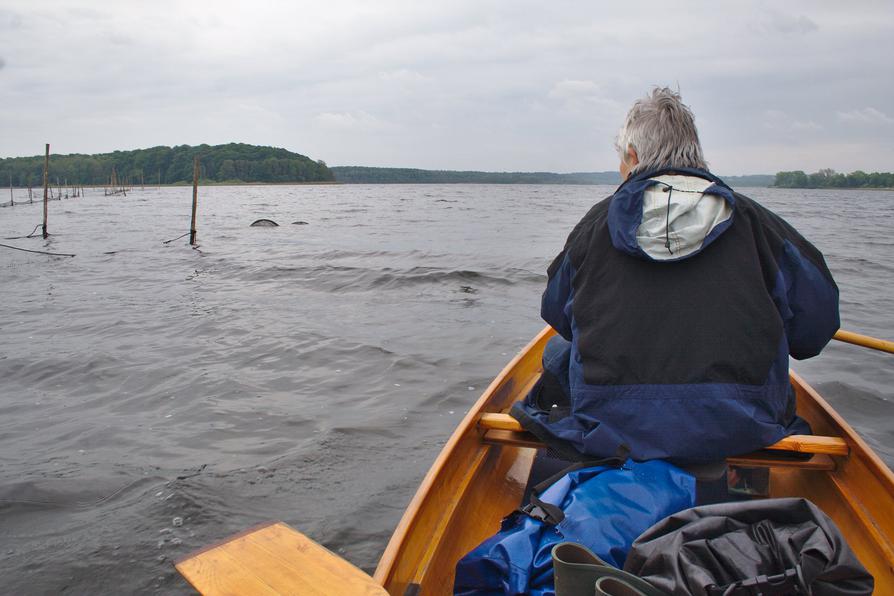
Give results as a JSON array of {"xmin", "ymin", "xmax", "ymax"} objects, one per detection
[
  {"xmin": 42, "ymin": 143, "xmax": 49, "ymax": 238},
  {"xmin": 9, "ymin": 174, "xmax": 12, "ymax": 207},
  {"xmin": 189, "ymin": 156, "xmax": 199, "ymax": 245}
]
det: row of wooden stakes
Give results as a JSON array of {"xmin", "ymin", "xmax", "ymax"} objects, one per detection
[{"xmin": 4, "ymin": 145, "xmax": 201, "ymax": 245}]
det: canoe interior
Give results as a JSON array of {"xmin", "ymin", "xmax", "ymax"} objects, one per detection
[{"xmin": 374, "ymin": 327, "xmax": 894, "ymax": 595}]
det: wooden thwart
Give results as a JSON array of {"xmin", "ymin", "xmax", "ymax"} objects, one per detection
[
  {"xmin": 481, "ymin": 428, "xmax": 838, "ymax": 470},
  {"xmin": 478, "ymin": 413, "xmax": 850, "ymax": 457},
  {"xmin": 175, "ymin": 522, "xmax": 387, "ymax": 596}
]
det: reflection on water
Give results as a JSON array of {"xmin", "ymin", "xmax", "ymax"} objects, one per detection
[{"xmin": 1, "ymin": 184, "xmax": 892, "ymax": 593}]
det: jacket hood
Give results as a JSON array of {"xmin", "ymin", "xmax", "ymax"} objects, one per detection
[{"xmin": 608, "ymin": 167, "xmax": 736, "ymax": 262}]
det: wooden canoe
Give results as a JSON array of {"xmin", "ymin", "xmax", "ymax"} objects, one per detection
[{"xmin": 177, "ymin": 325, "xmax": 894, "ymax": 594}]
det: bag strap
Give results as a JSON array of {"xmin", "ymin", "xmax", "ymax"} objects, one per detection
[
  {"xmin": 706, "ymin": 566, "xmax": 808, "ymax": 596},
  {"xmin": 519, "ymin": 446, "xmax": 630, "ymax": 525}
]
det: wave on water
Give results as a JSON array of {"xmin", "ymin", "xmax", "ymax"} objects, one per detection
[
  {"xmin": 832, "ymin": 255, "xmax": 894, "ymax": 274},
  {"xmin": 232, "ymin": 263, "xmax": 544, "ymax": 291},
  {"xmin": 310, "ymin": 248, "xmax": 452, "ymax": 260},
  {"xmin": 0, "ymin": 476, "xmax": 164, "ymax": 512}
]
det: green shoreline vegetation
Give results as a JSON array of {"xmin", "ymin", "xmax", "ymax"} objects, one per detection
[
  {"xmin": 773, "ymin": 169, "xmax": 894, "ymax": 189},
  {"xmin": 0, "ymin": 143, "xmax": 334, "ymax": 186},
  {"xmin": 330, "ymin": 166, "xmax": 620, "ymax": 185},
  {"xmin": 328, "ymin": 168, "xmax": 775, "ymax": 186},
  {"xmin": 0, "ymin": 143, "xmax": 773, "ymax": 187}
]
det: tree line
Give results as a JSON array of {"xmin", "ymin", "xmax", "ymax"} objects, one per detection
[
  {"xmin": 0, "ymin": 143, "xmax": 334, "ymax": 186},
  {"xmin": 330, "ymin": 168, "xmax": 776, "ymax": 186},
  {"xmin": 330, "ymin": 166, "xmax": 622, "ymax": 184},
  {"xmin": 774, "ymin": 169, "xmax": 894, "ymax": 189}
]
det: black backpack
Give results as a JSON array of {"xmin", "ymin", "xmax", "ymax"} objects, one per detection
[{"xmin": 553, "ymin": 497, "xmax": 873, "ymax": 596}]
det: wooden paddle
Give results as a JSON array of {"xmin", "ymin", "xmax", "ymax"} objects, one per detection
[{"xmin": 834, "ymin": 329, "xmax": 894, "ymax": 355}]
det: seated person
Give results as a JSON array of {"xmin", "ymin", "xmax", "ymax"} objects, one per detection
[{"xmin": 511, "ymin": 87, "xmax": 839, "ymax": 464}]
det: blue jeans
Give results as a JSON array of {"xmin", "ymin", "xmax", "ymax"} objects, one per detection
[{"xmin": 542, "ymin": 335, "xmax": 572, "ymax": 399}]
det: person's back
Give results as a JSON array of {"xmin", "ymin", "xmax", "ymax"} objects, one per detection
[{"xmin": 511, "ymin": 88, "xmax": 840, "ymax": 463}]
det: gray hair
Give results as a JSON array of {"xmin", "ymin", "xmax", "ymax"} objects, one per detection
[{"xmin": 615, "ymin": 87, "xmax": 707, "ymax": 175}]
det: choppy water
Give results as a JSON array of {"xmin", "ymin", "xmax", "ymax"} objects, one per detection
[{"xmin": 1, "ymin": 184, "xmax": 892, "ymax": 594}]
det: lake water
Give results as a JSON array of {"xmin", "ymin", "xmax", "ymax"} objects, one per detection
[{"xmin": 1, "ymin": 184, "xmax": 892, "ymax": 593}]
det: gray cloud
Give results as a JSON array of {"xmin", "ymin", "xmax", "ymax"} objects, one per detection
[
  {"xmin": 0, "ymin": 9, "xmax": 23, "ymax": 29},
  {"xmin": 837, "ymin": 108, "xmax": 894, "ymax": 126},
  {"xmin": 1, "ymin": 0, "xmax": 892, "ymax": 173},
  {"xmin": 750, "ymin": 11, "xmax": 819, "ymax": 36}
]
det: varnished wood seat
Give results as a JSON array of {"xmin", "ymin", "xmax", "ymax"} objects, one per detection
[
  {"xmin": 175, "ymin": 522, "xmax": 388, "ymax": 595},
  {"xmin": 478, "ymin": 413, "xmax": 848, "ymax": 471}
]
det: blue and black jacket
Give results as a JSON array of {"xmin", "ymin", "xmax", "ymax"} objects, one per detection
[{"xmin": 511, "ymin": 167, "xmax": 840, "ymax": 463}]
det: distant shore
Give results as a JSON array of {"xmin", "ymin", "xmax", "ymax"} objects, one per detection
[
  {"xmin": 8, "ymin": 180, "xmax": 893, "ymax": 191},
  {"xmin": 4, "ymin": 181, "xmax": 342, "ymax": 190},
  {"xmin": 773, "ymin": 169, "xmax": 894, "ymax": 190},
  {"xmin": 771, "ymin": 186, "xmax": 894, "ymax": 191}
]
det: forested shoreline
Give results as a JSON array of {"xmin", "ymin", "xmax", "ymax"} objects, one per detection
[
  {"xmin": 774, "ymin": 169, "xmax": 894, "ymax": 189},
  {"xmin": 329, "ymin": 168, "xmax": 774, "ymax": 186},
  {"xmin": 9, "ymin": 143, "xmax": 890, "ymax": 189},
  {"xmin": 330, "ymin": 166, "xmax": 621, "ymax": 184},
  {"xmin": 0, "ymin": 143, "xmax": 334, "ymax": 186}
]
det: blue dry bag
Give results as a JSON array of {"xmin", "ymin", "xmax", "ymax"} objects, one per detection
[{"xmin": 453, "ymin": 457, "xmax": 695, "ymax": 596}]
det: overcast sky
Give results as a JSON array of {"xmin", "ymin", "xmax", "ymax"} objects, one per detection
[{"xmin": 2, "ymin": 1, "xmax": 892, "ymax": 174}]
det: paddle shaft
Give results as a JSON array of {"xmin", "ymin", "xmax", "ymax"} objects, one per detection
[{"xmin": 834, "ymin": 329, "xmax": 894, "ymax": 355}]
